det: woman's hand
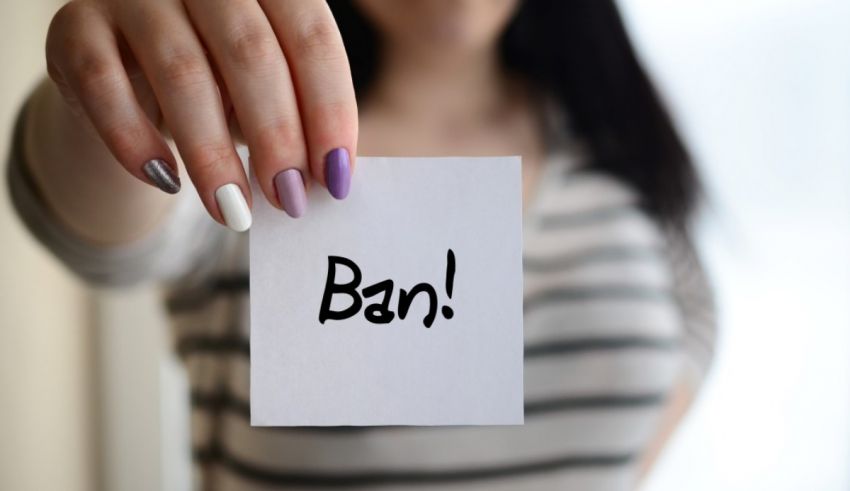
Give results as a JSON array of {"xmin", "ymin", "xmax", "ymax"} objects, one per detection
[{"xmin": 45, "ymin": 0, "xmax": 357, "ymax": 229}]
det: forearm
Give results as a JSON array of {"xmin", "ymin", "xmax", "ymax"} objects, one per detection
[
  {"xmin": 636, "ymin": 376, "xmax": 694, "ymax": 484},
  {"xmin": 22, "ymin": 78, "xmax": 177, "ymax": 246}
]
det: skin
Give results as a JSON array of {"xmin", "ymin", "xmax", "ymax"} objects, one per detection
[
  {"xmin": 34, "ymin": 0, "xmax": 357, "ymax": 240},
  {"xmin": 637, "ymin": 376, "xmax": 695, "ymax": 482},
  {"xmin": 353, "ymin": 0, "xmax": 546, "ymax": 201},
  {"xmin": 27, "ymin": 0, "xmax": 691, "ymax": 481}
]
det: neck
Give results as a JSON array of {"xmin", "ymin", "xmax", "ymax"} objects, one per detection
[{"xmin": 365, "ymin": 43, "xmax": 515, "ymax": 125}]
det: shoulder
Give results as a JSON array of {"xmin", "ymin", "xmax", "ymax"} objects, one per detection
[{"xmin": 526, "ymin": 156, "xmax": 665, "ymax": 254}]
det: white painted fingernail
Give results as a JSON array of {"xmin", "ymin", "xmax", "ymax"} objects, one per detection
[{"xmin": 215, "ymin": 183, "xmax": 252, "ymax": 232}]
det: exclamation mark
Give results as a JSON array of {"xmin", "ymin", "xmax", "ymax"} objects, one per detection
[{"xmin": 441, "ymin": 249, "xmax": 455, "ymax": 319}]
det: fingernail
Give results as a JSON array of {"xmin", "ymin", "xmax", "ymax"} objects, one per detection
[
  {"xmin": 325, "ymin": 148, "xmax": 351, "ymax": 200},
  {"xmin": 273, "ymin": 169, "xmax": 307, "ymax": 218},
  {"xmin": 215, "ymin": 183, "xmax": 252, "ymax": 232},
  {"xmin": 142, "ymin": 159, "xmax": 180, "ymax": 194}
]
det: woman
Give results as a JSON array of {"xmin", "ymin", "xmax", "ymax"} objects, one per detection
[{"xmin": 8, "ymin": 0, "xmax": 715, "ymax": 489}]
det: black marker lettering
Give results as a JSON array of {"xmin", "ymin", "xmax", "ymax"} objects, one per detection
[
  {"xmin": 362, "ymin": 279, "xmax": 396, "ymax": 324},
  {"xmin": 317, "ymin": 249, "xmax": 457, "ymax": 328},
  {"xmin": 398, "ymin": 284, "xmax": 438, "ymax": 328},
  {"xmin": 441, "ymin": 249, "xmax": 455, "ymax": 320},
  {"xmin": 318, "ymin": 256, "xmax": 363, "ymax": 324}
]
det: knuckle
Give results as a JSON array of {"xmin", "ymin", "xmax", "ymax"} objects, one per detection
[
  {"xmin": 47, "ymin": 2, "xmax": 89, "ymax": 68},
  {"xmin": 103, "ymin": 123, "xmax": 147, "ymax": 159},
  {"xmin": 307, "ymin": 100, "xmax": 357, "ymax": 139},
  {"xmin": 291, "ymin": 18, "xmax": 343, "ymax": 61},
  {"xmin": 47, "ymin": 2, "xmax": 82, "ymax": 43},
  {"xmin": 224, "ymin": 25, "xmax": 281, "ymax": 69},
  {"xmin": 313, "ymin": 100, "xmax": 356, "ymax": 124},
  {"xmin": 72, "ymin": 54, "xmax": 121, "ymax": 99},
  {"xmin": 255, "ymin": 117, "xmax": 303, "ymax": 153},
  {"xmin": 189, "ymin": 142, "xmax": 237, "ymax": 176},
  {"xmin": 157, "ymin": 50, "xmax": 210, "ymax": 90}
]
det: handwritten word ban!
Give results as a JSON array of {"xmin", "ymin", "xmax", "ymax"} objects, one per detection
[{"xmin": 319, "ymin": 250, "xmax": 456, "ymax": 328}]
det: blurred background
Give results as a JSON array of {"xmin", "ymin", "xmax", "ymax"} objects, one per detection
[{"xmin": 1, "ymin": 0, "xmax": 848, "ymax": 490}]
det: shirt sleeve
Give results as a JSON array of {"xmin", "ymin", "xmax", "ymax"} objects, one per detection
[
  {"xmin": 6, "ymin": 102, "xmax": 226, "ymax": 288},
  {"xmin": 665, "ymin": 227, "xmax": 718, "ymax": 389}
]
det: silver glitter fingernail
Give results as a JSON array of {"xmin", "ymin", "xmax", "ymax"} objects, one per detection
[{"xmin": 142, "ymin": 159, "xmax": 181, "ymax": 194}]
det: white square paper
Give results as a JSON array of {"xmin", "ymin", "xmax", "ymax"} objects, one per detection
[{"xmin": 250, "ymin": 156, "xmax": 524, "ymax": 426}]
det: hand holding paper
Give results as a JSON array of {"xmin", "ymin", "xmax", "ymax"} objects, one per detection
[{"xmin": 250, "ymin": 157, "xmax": 524, "ymax": 426}]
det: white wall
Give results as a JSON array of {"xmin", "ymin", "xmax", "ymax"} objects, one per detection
[
  {"xmin": 0, "ymin": 2, "xmax": 96, "ymax": 491},
  {"xmin": 97, "ymin": 290, "xmax": 191, "ymax": 491},
  {"xmin": 619, "ymin": 1, "xmax": 850, "ymax": 489}
]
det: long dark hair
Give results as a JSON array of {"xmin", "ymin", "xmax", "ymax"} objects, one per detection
[{"xmin": 328, "ymin": 0, "xmax": 700, "ymax": 229}]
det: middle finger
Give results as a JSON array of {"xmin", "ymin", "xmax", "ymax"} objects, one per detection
[{"xmin": 184, "ymin": 0, "xmax": 309, "ymax": 218}]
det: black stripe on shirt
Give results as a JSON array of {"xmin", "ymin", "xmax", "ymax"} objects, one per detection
[
  {"xmin": 166, "ymin": 273, "xmax": 250, "ymax": 312},
  {"xmin": 177, "ymin": 334, "xmax": 249, "ymax": 358},
  {"xmin": 192, "ymin": 389, "xmax": 250, "ymax": 420},
  {"xmin": 211, "ymin": 274, "xmax": 251, "ymax": 292},
  {"xmin": 524, "ymin": 393, "xmax": 665, "ymax": 415},
  {"xmin": 524, "ymin": 336, "xmax": 678, "ymax": 358},
  {"xmin": 193, "ymin": 442, "xmax": 635, "ymax": 487},
  {"xmin": 190, "ymin": 389, "xmax": 665, "ymax": 426},
  {"xmin": 176, "ymin": 334, "xmax": 677, "ymax": 359},
  {"xmin": 523, "ymin": 285, "xmax": 672, "ymax": 313}
]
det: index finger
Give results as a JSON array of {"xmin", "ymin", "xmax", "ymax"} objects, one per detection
[{"xmin": 259, "ymin": 0, "xmax": 357, "ymax": 199}]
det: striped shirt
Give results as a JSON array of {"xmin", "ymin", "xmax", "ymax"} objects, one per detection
[{"xmin": 7, "ymin": 106, "xmax": 716, "ymax": 490}]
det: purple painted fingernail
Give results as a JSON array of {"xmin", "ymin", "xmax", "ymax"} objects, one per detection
[
  {"xmin": 273, "ymin": 169, "xmax": 307, "ymax": 218},
  {"xmin": 325, "ymin": 148, "xmax": 350, "ymax": 200}
]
